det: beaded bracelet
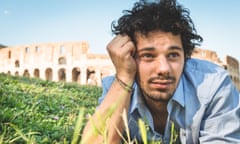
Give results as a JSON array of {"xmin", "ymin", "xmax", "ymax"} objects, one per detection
[{"xmin": 115, "ymin": 75, "xmax": 133, "ymax": 93}]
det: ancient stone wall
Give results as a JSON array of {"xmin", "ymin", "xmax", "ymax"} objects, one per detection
[
  {"xmin": 225, "ymin": 56, "xmax": 240, "ymax": 90},
  {"xmin": 0, "ymin": 42, "xmax": 115, "ymax": 86}
]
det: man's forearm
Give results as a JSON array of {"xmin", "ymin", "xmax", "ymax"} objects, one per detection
[{"xmin": 81, "ymin": 79, "xmax": 132, "ymax": 143}]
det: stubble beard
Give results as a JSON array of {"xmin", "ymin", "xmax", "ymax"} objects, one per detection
[
  {"xmin": 141, "ymin": 87, "xmax": 173, "ymax": 103},
  {"xmin": 138, "ymin": 76, "xmax": 177, "ymax": 103}
]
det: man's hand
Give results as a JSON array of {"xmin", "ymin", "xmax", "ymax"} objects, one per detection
[{"xmin": 107, "ymin": 35, "xmax": 137, "ymax": 83}]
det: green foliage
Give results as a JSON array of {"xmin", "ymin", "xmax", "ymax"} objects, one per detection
[
  {"xmin": 0, "ymin": 73, "xmax": 101, "ymax": 143},
  {"xmin": 0, "ymin": 73, "xmax": 179, "ymax": 143}
]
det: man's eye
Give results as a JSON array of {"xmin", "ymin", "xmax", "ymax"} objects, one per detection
[
  {"xmin": 141, "ymin": 53, "xmax": 154, "ymax": 58},
  {"xmin": 137, "ymin": 53, "xmax": 155, "ymax": 61},
  {"xmin": 168, "ymin": 52, "xmax": 180, "ymax": 58}
]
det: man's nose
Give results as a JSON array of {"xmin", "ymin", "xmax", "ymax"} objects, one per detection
[{"xmin": 155, "ymin": 57, "xmax": 170, "ymax": 75}]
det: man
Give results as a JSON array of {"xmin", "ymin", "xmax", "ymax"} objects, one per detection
[{"xmin": 82, "ymin": 0, "xmax": 240, "ymax": 143}]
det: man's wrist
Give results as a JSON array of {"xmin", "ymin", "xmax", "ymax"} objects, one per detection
[{"xmin": 115, "ymin": 75, "xmax": 134, "ymax": 93}]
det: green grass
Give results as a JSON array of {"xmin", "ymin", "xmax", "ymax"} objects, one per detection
[
  {"xmin": 0, "ymin": 73, "xmax": 179, "ymax": 144},
  {"xmin": 0, "ymin": 73, "xmax": 101, "ymax": 143}
]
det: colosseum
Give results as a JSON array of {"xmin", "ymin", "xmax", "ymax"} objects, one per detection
[
  {"xmin": 0, "ymin": 42, "xmax": 115, "ymax": 86},
  {"xmin": 0, "ymin": 43, "xmax": 239, "ymax": 90}
]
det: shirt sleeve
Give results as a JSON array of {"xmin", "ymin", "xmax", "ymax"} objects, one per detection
[
  {"xmin": 199, "ymin": 76, "xmax": 240, "ymax": 143},
  {"xmin": 98, "ymin": 76, "xmax": 115, "ymax": 105}
]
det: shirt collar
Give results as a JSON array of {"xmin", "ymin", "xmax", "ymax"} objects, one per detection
[
  {"xmin": 129, "ymin": 82, "xmax": 145, "ymax": 114},
  {"xmin": 170, "ymin": 77, "xmax": 185, "ymax": 108}
]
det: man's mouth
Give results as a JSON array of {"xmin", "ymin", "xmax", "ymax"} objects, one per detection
[
  {"xmin": 150, "ymin": 81, "xmax": 173, "ymax": 89},
  {"xmin": 148, "ymin": 77, "xmax": 176, "ymax": 90}
]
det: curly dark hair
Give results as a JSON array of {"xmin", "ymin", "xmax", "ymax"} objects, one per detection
[{"xmin": 111, "ymin": 0, "xmax": 203, "ymax": 59}]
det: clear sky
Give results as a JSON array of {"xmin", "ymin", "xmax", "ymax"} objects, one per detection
[{"xmin": 0, "ymin": 0, "xmax": 239, "ymax": 62}]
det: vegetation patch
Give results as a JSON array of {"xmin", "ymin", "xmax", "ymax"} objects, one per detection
[{"xmin": 0, "ymin": 73, "xmax": 101, "ymax": 143}]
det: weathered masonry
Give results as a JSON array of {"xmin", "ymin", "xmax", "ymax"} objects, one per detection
[{"xmin": 0, "ymin": 42, "xmax": 115, "ymax": 86}]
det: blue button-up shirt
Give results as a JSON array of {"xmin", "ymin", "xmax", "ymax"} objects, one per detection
[{"xmin": 99, "ymin": 58, "xmax": 240, "ymax": 143}]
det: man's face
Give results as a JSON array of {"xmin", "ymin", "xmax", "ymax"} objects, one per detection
[{"xmin": 135, "ymin": 31, "xmax": 184, "ymax": 102}]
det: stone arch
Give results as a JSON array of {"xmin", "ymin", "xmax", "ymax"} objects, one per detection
[
  {"xmin": 7, "ymin": 71, "xmax": 11, "ymax": 75},
  {"xmin": 58, "ymin": 68, "xmax": 66, "ymax": 81},
  {"xmin": 35, "ymin": 46, "xmax": 40, "ymax": 53},
  {"xmin": 23, "ymin": 69, "xmax": 30, "ymax": 77},
  {"xmin": 15, "ymin": 60, "xmax": 20, "ymax": 68},
  {"xmin": 34, "ymin": 68, "xmax": 40, "ymax": 78},
  {"xmin": 8, "ymin": 50, "xmax": 11, "ymax": 59},
  {"xmin": 58, "ymin": 57, "xmax": 66, "ymax": 65},
  {"xmin": 45, "ymin": 68, "xmax": 53, "ymax": 81},
  {"xmin": 72, "ymin": 67, "xmax": 81, "ymax": 83},
  {"xmin": 15, "ymin": 71, "xmax": 19, "ymax": 76},
  {"xmin": 25, "ymin": 47, "xmax": 29, "ymax": 53},
  {"xmin": 60, "ymin": 45, "xmax": 65, "ymax": 54},
  {"xmin": 87, "ymin": 67, "xmax": 97, "ymax": 85}
]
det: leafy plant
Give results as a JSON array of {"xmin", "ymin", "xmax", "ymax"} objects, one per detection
[
  {"xmin": 0, "ymin": 73, "xmax": 179, "ymax": 143},
  {"xmin": 0, "ymin": 73, "xmax": 101, "ymax": 143}
]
